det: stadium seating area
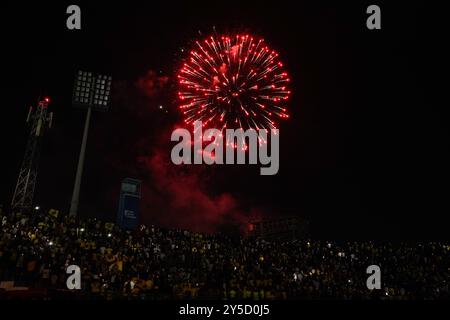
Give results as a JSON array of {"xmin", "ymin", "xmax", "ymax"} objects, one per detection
[{"xmin": 0, "ymin": 209, "xmax": 448, "ymax": 300}]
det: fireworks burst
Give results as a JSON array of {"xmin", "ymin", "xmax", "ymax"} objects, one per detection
[{"xmin": 177, "ymin": 34, "xmax": 291, "ymax": 131}]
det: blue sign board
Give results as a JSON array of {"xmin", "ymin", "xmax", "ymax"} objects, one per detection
[{"xmin": 117, "ymin": 178, "xmax": 141, "ymax": 230}]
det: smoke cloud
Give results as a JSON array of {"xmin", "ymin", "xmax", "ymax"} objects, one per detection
[
  {"xmin": 96, "ymin": 69, "xmax": 258, "ymax": 233},
  {"xmin": 137, "ymin": 146, "xmax": 249, "ymax": 233},
  {"xmin": 135, "ymin": 70, "xmax": 169, "ymax": 98}
]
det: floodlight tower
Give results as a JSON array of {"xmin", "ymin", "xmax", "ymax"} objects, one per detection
[
  {"xmin": 11, "ymin": 97, "xmax": 54, "ymax": 212},
  {"xmin": 69, "ymin": 71, "xmax": 112, "ymax": 217}
]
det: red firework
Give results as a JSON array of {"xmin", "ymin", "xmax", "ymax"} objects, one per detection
[{"xmin": 177, "ymin": 34, "xmax": 291, "ymax": 130}]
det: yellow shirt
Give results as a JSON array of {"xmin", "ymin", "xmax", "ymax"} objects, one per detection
[{"xmin": 116, "ymin": 260, "xmax": 123, "ymax": 271}]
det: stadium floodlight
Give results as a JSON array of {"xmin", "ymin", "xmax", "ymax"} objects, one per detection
[
  {"xmin": 69, "ymin": 71, "xmax": 112, "ymax": 217},
  {"xmin": 72, "ymin": 71, "xmax": 112, "ymax": 112}
]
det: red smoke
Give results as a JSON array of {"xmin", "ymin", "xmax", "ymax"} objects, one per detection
[
  {"xmin": 135, "ymin": 70, "xmax": 169, "ymax": 98},
  {"xmin": 129, "ymin": 70, "xmax": 252, "ymax": 233},
  {"xmin": 137, "ymin": 147, "xmax": 248, "ymax": 233}
]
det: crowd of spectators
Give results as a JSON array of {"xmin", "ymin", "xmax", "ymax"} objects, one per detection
[{"xmin": 0, "ymin": 208, "xmax": 448, "ymax": 300}]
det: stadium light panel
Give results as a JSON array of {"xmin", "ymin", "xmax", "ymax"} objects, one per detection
[{"xmin": 72, "ymin": 71, "xmax": 112, "ymax": 111}]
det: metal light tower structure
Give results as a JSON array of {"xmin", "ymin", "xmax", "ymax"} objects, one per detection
[
  {"xmin": 11, "ymin": 97, "xmax": 54, "ymax": 212},
  {"xmin": 69, "ymin": 71, "xmax": 112, "ymax": 216}
]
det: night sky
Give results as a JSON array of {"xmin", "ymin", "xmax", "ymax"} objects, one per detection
[{"xmin": 1, "ymin": 1, "xmax": 448, "ymax": 239}]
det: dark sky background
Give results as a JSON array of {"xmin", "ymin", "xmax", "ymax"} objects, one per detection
[{"xmin": 1, "ymin": 1, "xmax": 448, "ymax": 239}]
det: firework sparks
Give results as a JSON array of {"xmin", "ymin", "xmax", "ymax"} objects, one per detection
[{"xmin": 177, "ymin": 34, "xmax": 291, "ymax": 131}]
